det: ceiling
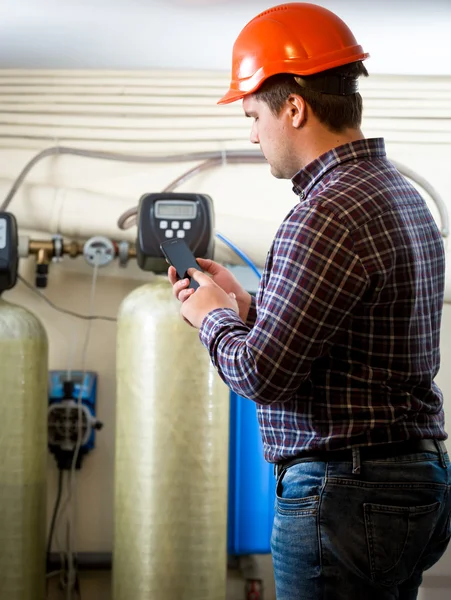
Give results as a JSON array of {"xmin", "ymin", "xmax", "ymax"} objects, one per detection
[{"xmin": 1, "ymin": 0, "xmax": 450, "ymax": 74}]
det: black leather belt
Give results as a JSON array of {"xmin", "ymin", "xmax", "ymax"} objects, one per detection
[{"xmin": 275, "ymin": 439, "xmax": 447, "ymax": 478}]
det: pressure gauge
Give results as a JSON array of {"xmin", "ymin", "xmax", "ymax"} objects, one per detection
[{"xmin": 136, "ymin": 192, "xmax": 215, "ymax": 272}]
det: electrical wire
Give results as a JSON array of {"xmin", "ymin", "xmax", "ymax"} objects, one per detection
[
  {"xmin": 46, "ymin": 468, "xmax": 64, "ymax": 564},
  {"xmin": 63, "ymin": 522, "xmax": 82, "ymax": 600},
  {"xmin": 44, "ymin": 264, "xmax": 99, "ymax": 600},
  {"xmin": 45, "ymin": 468, "xmax": 64, "ymax": 597},
  {"xmin": 66, "ymin": 326, "xmax": 81, "ymax": 383},
  {"xmin": 47, "ymin": 418, "xmax": 75, "ymax": 597},
  {"xmin": 46, "ymin": 470, "xmax": 68, "ymax": 599},
  {"xmin": 17, "ymin": 274, "xmax": 116, "ymax": 322},
  {"xmin": 65, "ymin": 263, "xmax": 99, "ymax": 600}
]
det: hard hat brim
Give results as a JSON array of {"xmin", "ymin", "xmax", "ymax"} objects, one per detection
[
  {"xmin": 217, "ymin": 50, "xmax": 370, "ymax": 105},
  {"xmin": 217, "ymin": 89, "xmax": 245, "ymax": 105}
]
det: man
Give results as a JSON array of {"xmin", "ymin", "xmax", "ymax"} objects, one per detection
[{"xmin": 168, "ymin": 3, "xmax": 451, "ymax": 599}]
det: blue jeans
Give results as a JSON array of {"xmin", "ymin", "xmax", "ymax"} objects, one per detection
[{"xmin": 271, "ymin": 445, "xmax": 451, "ymax": 599}]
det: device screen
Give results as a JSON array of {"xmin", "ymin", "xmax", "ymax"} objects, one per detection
[
  {"xmin": 154, "ymin": 200, "xmax": 197, "ymax": 220},
  {"xmin": 160, "ymin": 238, "xmax": 201, "ymax": 290}
]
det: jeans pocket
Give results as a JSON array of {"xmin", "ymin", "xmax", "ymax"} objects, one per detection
[
  {"xmin": 364, "ymin": 500, "xmax": 441, "ymax": 586},
  {"xmin": 275, "ymin": 464, "xmax": 321, "ymax": 517}
]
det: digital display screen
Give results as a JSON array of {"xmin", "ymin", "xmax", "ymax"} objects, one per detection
[{"xmin": 155, "ymin": 201, "xmax": 197, "ymax": 219}]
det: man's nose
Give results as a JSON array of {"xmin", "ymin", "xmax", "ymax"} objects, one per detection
[{"xmin": 250, "ymin": 124, "xmax": 259, "ymax": 144}]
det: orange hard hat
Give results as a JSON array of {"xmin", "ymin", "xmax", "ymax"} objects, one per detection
[{"xmin": 218, "ymin": 2, "xmax": 369, "ymax": 105}]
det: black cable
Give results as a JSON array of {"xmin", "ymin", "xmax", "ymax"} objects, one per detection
[
  {"xmin": 17, "ymin": 274, "xmax": 117, "ymax": 322},
  {"xmin": 46, "ymin": 468, "xmax": 64, "ymax": 570},
  {"xmin": 75, "ymin": 569, "xmax": 82, "ymax": 600}
]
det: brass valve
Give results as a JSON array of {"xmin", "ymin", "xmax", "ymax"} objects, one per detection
[{"xmin": 24, "ymin": 236, "xmax": 136, "ymax": 288}]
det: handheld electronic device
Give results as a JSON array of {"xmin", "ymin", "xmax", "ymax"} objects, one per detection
[
  {"xmin": 136, "ymin": 192, "xmax": 214, "ymax": 273},
  {"xmin": 160, "ymin": 238, "xmax": 202, "ymax": 290}
]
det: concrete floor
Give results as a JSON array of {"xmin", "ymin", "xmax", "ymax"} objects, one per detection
[
  {"xmin": 47, "ymin": 555, "xmax": 277, "ymax": 600},
  {"xmin": 46, "ymin": 568, "xmax": 451, "ymax": 600},
  {"xmin": 418, "ymin": 589, "xmax": 451, "ymax": 600}
]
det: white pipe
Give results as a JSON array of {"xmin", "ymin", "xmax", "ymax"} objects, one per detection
[
  {"xmin": 0, "ymin": 179, "xmax": 135, "ymax": 242},
  {"xmin": 2, "ymin": 177, "xmax": 450, "ymax": 302},
  {"xmin": 0, "ymin": 179, "xmax": 275, "ymax": 268}
]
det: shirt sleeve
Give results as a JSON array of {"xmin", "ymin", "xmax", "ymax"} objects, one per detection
[
  {"xmin": 245, "ymin": 294, "xmax": 257, "ymax": 328},
  {"xmin": 199, "ymin": 204, "xmax": 369, "ymax": 404}
]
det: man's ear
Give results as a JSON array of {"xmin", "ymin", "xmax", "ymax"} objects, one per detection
[{"xmin": 287, "ymin": 94, "xmax": 307, "ymax": 129}]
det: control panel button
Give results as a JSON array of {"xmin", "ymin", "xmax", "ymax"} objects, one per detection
[
  {"xmin": 160, "ymin": 220, "xmax": 168, "ymax": 229},
  {"xmin": 171, "ymin": 221, "xmax": 180, "ymax": 229},
  {"xmin": 165, "ymin": 230, "xmax": 174, "ymax": 238},
  {"xmin": 183, "ymin": 221, "xmax": 191, "ymax": 230},
  {"xmin": 176, "ymin": 230, "xmax": 185, "ymax": 238}
]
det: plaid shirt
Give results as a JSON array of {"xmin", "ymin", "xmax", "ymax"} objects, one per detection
[{"xmin": 199, "ymin": 138, "xmax": 446, "ymax": 463}]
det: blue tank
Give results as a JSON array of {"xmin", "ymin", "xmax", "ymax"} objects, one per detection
[{"xmin": 228, "ymin": 391, "xmax": 276, "ymax": 555}]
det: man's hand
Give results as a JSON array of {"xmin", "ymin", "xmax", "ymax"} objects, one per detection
[
  {"xmin": 168, "ymin": 258, "xmax": 253, "ymax": 322},
  {"xmin": 178, "ymin": 269, "xmax": 239, "ymax": 329}
]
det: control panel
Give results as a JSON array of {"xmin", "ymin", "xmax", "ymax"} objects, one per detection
[
  {"xmin": 0, "ymin": 212, "xmax": 18, "ymax": 293},
  {"xmin": 136, "ymin": 192, "xmax": 215, "ymax": 272}
]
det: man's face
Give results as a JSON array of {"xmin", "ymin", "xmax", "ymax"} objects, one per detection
[{"xmin": 243, "ymin": 95, "xmax": 300, "ymax": 180}]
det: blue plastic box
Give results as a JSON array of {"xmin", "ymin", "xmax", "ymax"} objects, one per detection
[{"xmin": 227, "ymin": 391, "xmax": 276, "ymax": 556}]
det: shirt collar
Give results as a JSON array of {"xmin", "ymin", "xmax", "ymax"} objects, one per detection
[{"xmin": 291, "ymin": 138, "xmax": 386, "ymax": 200}]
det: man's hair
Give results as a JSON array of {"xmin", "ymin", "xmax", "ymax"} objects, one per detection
[{"xmin": 253, "ymin": 61, "xmax": 369, "ymax": 133}]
